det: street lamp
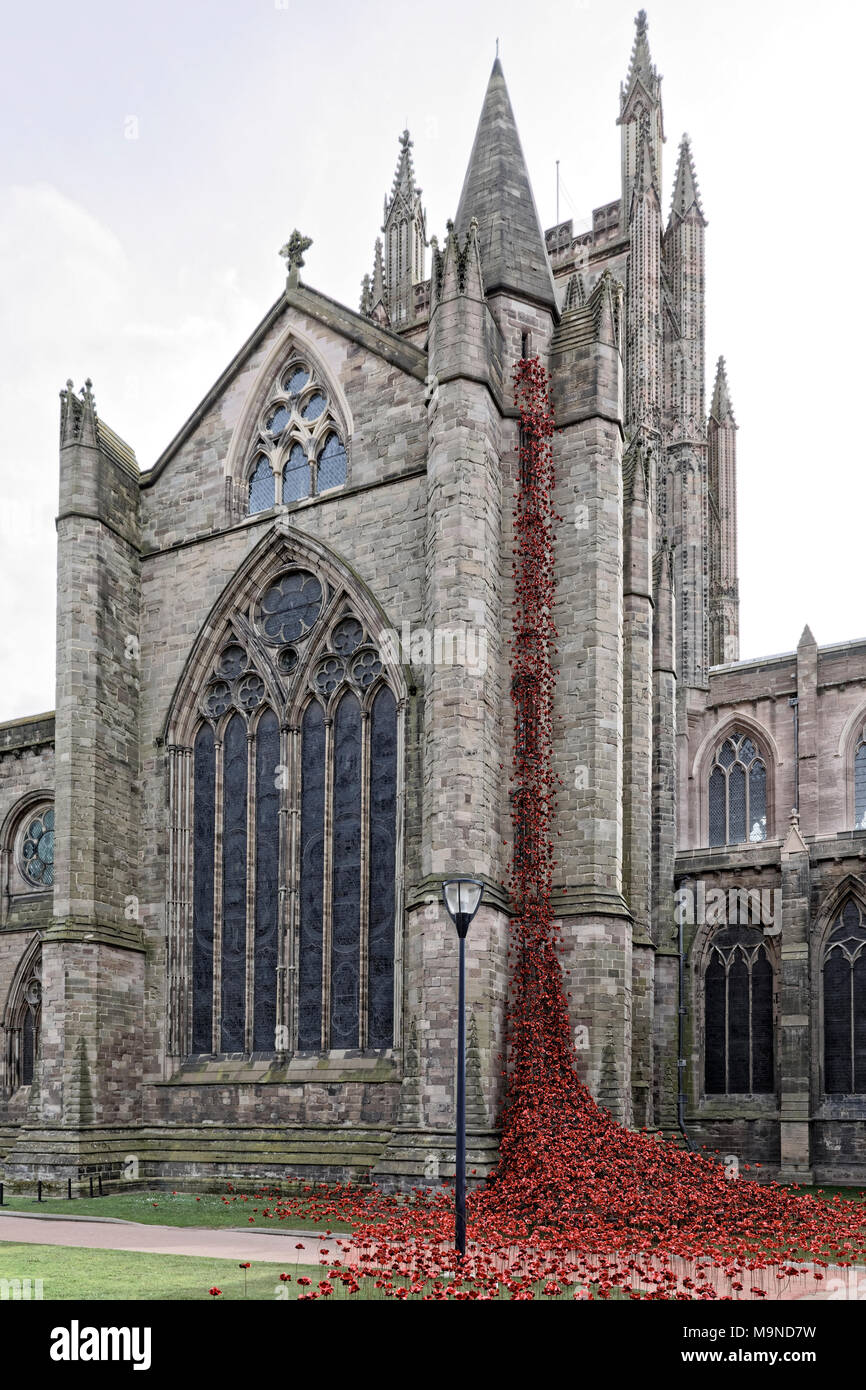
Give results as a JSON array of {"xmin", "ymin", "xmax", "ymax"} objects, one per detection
[{"xmin": 442, "ymin": 877, "xmax": 485, "ymax": 1257}]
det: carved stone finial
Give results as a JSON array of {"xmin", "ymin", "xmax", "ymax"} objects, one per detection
[
  {"xmin": 279, "ymin": 230, "xmax": 313, "ymax": 286},
  {"xmin": 636, "ymin": 8, "xmax": 647, "ymax": 33}
]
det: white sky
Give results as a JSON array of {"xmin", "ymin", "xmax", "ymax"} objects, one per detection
[{"xmin": 0, "ymin": 0, "xmax": 862, "ymax": 722}]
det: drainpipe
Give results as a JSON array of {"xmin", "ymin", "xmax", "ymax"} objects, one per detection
[
  {"xmin": 677, "ymin": 893, "xmax": 695, "ymax": 1151},
  {"xmin": 789, "ymin": 696, "xmax": 799, "ymax": 814}
]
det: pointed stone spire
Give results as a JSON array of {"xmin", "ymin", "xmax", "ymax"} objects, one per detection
[
  {"xmin": 591, "ymin": 267, "xmax": 622, "ymax": 349},
  {"xmin": 366, "ymin": 237, "xmax": 389, "ymax": 326},
  {"xmin": 381, "ymin": 129, "xmax": 426, "ymax": 328},
  {"xmin": 79, "ymin": 379, "xmax": 98, "ymax": 449},
  {"xmin": 60, "ymin": 379, "xmax": 79, "ymax": 448},
  {"xmin": 372, "ymin": 237, "xmax": 385, "ymax": 302},
  {"xmin": 621, "ymin": 9, "xmax": 662, "ymax": 112},
  {"xmin": 359, "ymin": 273, "xmax": 372, "ymax": 316},
  {"xmin": 710, "ymin": 356, "xmax": 737, "ymax": 427},
  {"xmin": 430, "ymin": 218, "xmax": 486, "ymax": 316},
  {"xmin": 632, "ymin": 123, "xmax": 660, "ymax": 206},
  {"xmin": 563, "ymin": 271, "xmax": 585, "ymax": 310},
  {"xmin": 668, "ymin": 134, "xmax": 706, "ymax": 228},
  {"xmin": 619, "ymin": 11, "xmax": 665, "ymax": 224},
  {"xmin": 708, "ymin": 357, "xmax": 739, "ymax": 664},
  {"xmin": 454, "ymin": 59, "xmax": 556, "ymax": 312},
  {"xmin": 798, "ymin": 624, "xmax": 817, "ymax": 649},
  {"xmin": 389, "ymin": 127, "xmax": 420, "ymax": 205}
]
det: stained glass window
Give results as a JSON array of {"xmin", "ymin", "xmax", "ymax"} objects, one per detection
[
  {"xmin": 282, "ymin": 443, "xmax": 310, "ymax": 503},
  {"xmin": 824, "ymin": 899, "xmax": 866, "ymax": 1093},
  {"xmin": 855, "ymin": 742, "xmax": 866, "ymax": 829},
  {"xmin": 257, "ymin": 570, "xmax": 323, "ymax": 645},
  {"xmin": 221, "ymin": 714, "xmax": 247, "ymax": 1052},
  {"xmin": 332, "ymin": 617, "xmax": 364, "ymax": 655},
  {"xmin": 188, "ymin": 582, "xmax": 398, "ymax": 1057},
  {"xmin": 248, "ymin": 455, "xmax": 273, "ymax": 514},
  {"xmin": 284, "ymin": 366, "xmax": 309, "ymax": 396},
  {"xmin": 302, "ymin": 392, "xmax": 327, "ymax": 422},
  {"xmin": 707, "ymin": 731, "xmax": 767, "ymax": 847},
  {"xmin": 266, "ymin": 404, "xmax": 290, "ymax": 437},
  {"xmin": 704, "ymin": 925, "xmax": 774, "ymax": 1094},
  {"xmin": 330, "ymin": 694, "xmax": 363, "ymax": 1048},
  {"xmin": 317, "ymin": 434, "xmax": 348, "ymax": 492},
  {"xmin": 21, "ymin": 807, "xmax": 54, "ymax": 887},
  {"xmin": 254, "ymin": 710, "xmax": 280, "ymax": 1051},
  {"xmin": 298, "ymin": 701, "xmax": 326, "ymax": 1050},
  {"xmin": 192, "ymin": 725, "xmax": 216, "ymax": 1052},
  {"xmin": 245, "ymin": 358, "xmax": 347, "ymax": 514},
  {"xmin": 21, "ymin": 1008, "xmax": 35, "ymax": 1086},
  {"xmin": 368, "ymin": 688, "xmax": 397, "ymax": 1049}
]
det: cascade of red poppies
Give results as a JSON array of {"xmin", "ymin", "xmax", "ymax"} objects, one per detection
[
  {"xmin": 225, "ymin": 360, "xmax": 866, "ymax": 1296},
  {"xmin": 495, "ymin": 359, "xmax": 577, "ymax": 1147}
]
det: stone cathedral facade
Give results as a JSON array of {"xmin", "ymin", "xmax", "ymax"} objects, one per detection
[{"xmin": 2, "ymin": 11, "xmax": 866, "ymax": 1187}]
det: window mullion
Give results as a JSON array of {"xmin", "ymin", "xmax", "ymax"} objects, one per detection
[
  {"xmin": 212, "ymin": 736, "xmax": 224, "ymax": 1055},
  {"xmin": 747, "ymin": 954, "xmax": 753, "ymax": 1094},
  {"xmin": 851, "ymin": 962, "xmax": 856, "ymax": 1093},
  {"xmin": 743, "ymin": 761, "xmax": 749, "ymax": 842},
  {"xmin": 724, "ymin": 959, "xmax": 730, "ymax": 1094},
  {"xmin": 281, "ymin": 721, "xmax": 295, "ymax": 1053},
  {"xmin": 244, "ymin": 729, "xmax": 256, "ymax": 1053},
  {"xmin": 321, "ymin": 714, "xmax": 335, "ymax": 1050},
  {"xmin": 359, "ymin": 708, "xmax": 371, "ymax": 1049}
]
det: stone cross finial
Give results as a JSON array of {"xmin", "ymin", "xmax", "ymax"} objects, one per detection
[{"xmin": 279, "ymin": 230, "xmax": 312, "ymax": 287}]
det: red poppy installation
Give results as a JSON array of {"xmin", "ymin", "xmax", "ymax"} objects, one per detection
[{"xmin": 219, "ymin": 360, "xmax": 866, "ymax": 1299}]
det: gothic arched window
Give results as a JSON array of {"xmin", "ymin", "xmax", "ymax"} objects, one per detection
[
  {"xmin": 245, "ymin": 359, "xmax": 348, "ymax": 515},
  {"xmin": 186, "ymin": 565, "xmax": 399, "ymax": 1056},
  {"xmin": 854, "ymin": 741, "xmax": 866, "ymax": 830},
  {"xmin": 823, "ymin": 899, "xmax": 866, "ymax": 1094},
  {"xmin": 704, "ymin": 925, "xmax": 774, "ymax": 1094},
  {"xmin": 708, "ymin": 730, "xmax": 767, "ymax": 847},
  {"xmin": 4, "ymin": 953, "xmax": 41, "ymax": 1093},
  {"xmin": 18, "ymin": 804, "xmax": 54, "ymax": 889},
  {"xmin": 316, "ymin": 434, "xmax": 348, "ymax": 493},
  {"xmin": 248, "ymin": 455, "xmax": 274, "ymax": 515}
]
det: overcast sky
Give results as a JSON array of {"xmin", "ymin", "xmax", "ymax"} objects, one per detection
[{"xmin": 0, "ymin": 0, "xmax": 862, "ymax": 722}]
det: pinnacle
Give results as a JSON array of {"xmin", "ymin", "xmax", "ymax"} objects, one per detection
[
  {"xmin": 668, "ymin": 132, "xmax": 706, "ymax": 226},
  {"xmin": 622, "ymin": 8, "xmax": 661, "ymax": 106},
  {"xmin": 710, "ymin": 356, "xmax": 737, "ymax": 427},
  {"xmin": 633, "ymin": 123, "xmax": 660, "ymax": 199},
  {"xmin": 454, "ymin": 59, "xmax": 556, "ymax": 311},
  {"xmin": 390, "ymin": 128, "xmax": 419, "ymax": 200}
]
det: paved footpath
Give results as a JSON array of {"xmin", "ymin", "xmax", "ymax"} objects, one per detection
[{"xmin": 0, "ymin": 1212, "xmax": 339, "ymax": 1265}]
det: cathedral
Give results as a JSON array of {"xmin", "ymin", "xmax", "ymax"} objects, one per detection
[{"xmin": 2, "ymin": 10, "xmax": 865, "ymax": 1189}]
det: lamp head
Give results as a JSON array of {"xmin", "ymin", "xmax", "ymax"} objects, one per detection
[{"xmin": 442, "ymin": 879, "xmax": 485, "ymax": 938}]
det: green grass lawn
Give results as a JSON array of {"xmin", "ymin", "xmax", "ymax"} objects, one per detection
[
  {"xmin": 0, "ymin": 1191, "xmax": 349, "ymax": 1231},
  {"xmin": 0, "ymin": 1240, "xmax": 622, "ymax": 1300},
  {"xmin": 0, "ymin": 1241, "xmax": 340, "ymax": 1300}
]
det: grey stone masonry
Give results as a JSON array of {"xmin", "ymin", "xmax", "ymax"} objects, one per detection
[{"xmin": 4, "ymin": 12, "xmax": 866, "ymax": 1184}]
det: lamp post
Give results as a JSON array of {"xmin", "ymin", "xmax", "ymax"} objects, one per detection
[{"xmin": 442, "ymin": 877, "xmax": 485, "ymax": 1257}]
